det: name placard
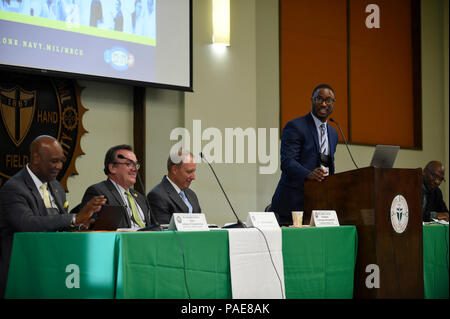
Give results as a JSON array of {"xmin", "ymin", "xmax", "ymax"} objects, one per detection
[
  {"xmin": 168, "ymin": 213, "xmax": 210, "ymax": 231},
  {"xmin": 246, "ymin": 212, "xmax": 280, "ymax": 230},
  {"xmin": 309, "ymin": 210, "xmax": 340, "ymax": 227}
]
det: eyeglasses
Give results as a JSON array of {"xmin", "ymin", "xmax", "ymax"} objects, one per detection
[
  {"xmin": 113, "ymin": 162, "xmax": 141, "ymax": 170},
  {"xmin": 314, "ymin": 96, "xmax": 335, "ymax": 106},
  {"xmin": 429, "ymin": 171, "xmax": 445, "ymax": 183}
]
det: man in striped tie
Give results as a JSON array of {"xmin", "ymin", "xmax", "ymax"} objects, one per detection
[{"xmin": 271, "ymin": 84, "xmax": 339, "ymax": 226}]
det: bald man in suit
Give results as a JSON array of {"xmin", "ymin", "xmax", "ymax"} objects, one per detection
[
  {"xmin": 147, "ymin": 150, "xmax": 201, "ymax": 224},
  {"xmin": 0, "ymin": 135, "xmax": 105, "ymax": 297}
]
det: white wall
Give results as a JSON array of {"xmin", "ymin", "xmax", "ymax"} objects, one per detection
[
  {"xmin": 184, "ymin": 0, "xmax": 258, "ymax": 225},
  {"xmin": 66, "ymin": 80, "xmax": 134, "ymax": 207}
]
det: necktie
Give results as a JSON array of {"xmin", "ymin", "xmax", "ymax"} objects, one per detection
[
  {"xmin": 180, "ymin": 190, "xmax": 193, "ymax": 213},
  {"xmin": 40, "ymin": 183, "xmax": 51, "ymax": 208},
  {"xmin": 125, "ymin": 190, "xmax": 145, "ymax": 228},
  {"xmin": 320, "ymin": 123, "xmax": 327, "ymax": 155}
]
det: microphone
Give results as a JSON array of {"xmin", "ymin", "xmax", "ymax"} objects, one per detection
[
  {"xmin": 199, "ymin": 152, "xmax": 246, "ymax": 229},
  {"xmin": 117, "ymin": 154, "xmax": 162, "ymax": 231},
  {"xmin": 329, "ymin": 118, "xmax": 359, "ymax": 169}
]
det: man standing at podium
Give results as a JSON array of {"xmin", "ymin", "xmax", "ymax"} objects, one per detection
[
  {"xmin": 422, "ymin": 160, "xmax": 449, "ymax": 222},
  {"xmin": 271, "ymin": 84, "xmax": 339, "ymax": 225}
]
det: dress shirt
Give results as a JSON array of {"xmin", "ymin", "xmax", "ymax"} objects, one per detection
[{"xmin": 26, "ymin": 164, "xmax": 56, "ymax": 208}]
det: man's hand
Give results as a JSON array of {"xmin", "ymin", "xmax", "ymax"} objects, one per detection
[
  {"xmin": 75, "ymin": 195, "xmax": 107, "ymax": 228},
  {"xmin": 306, "ymin": 167, "xmax": 328, "ymax": 182},
  {"xmin": 436, "ymin": 212, "xmax": 449, "ymax": 222}
]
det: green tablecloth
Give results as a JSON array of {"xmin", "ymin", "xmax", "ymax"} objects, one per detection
[
  {"xmin": 423, "ymin": 224, "xmax": 449, "ymax": 299},
  {"xmin": 116, "ymin": 230, "xmax": 231, "ymax": 299},
  {"xmin": 282, "ymin": 226, "xmax": 357, "ymax": 299},
  {"xmin": 6, "ymin": 232, "xmax": 119, "ymax": 298},
  {"xmin": 6, "ymin": 226, "xmax": 357, "ymax": 299}
]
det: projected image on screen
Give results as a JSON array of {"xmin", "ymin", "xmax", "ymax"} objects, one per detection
[{"xmin": 1, "ymin": 1, "xmax": 190, "ymax": 89}]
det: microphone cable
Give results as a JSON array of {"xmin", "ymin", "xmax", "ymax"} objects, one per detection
[{"xmin": 252, "ymin": 226, "xmax": 285, "ymax": 299}]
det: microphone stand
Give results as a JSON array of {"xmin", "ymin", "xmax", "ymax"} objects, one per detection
[
  {"xmin": 200, "ymin": 153, "xmax": 246, "ymax": 229},
  {"xmin": 329, "ymin": 118, "xmax": 359, "ymax": 169}
]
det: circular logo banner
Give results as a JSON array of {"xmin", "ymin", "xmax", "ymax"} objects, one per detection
[
  {"xmin": 0, "ymin": 71, "xmax": 87, "ymax": 191},
  {"xmin": 390, "ymin": 194, "xmax": 409, "ymax": 234}
]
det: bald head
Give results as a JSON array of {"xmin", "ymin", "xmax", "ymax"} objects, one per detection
[
  {"xmin": 29, "ymin": 135, "xmax": 65, "ymax": 183},
  {"xmin": 423, "ymin": 161, "xmax": 445, "ymax": 191}
]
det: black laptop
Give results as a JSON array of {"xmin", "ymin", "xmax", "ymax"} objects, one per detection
[
  {"xmin": 370, "ymin": 145, "xmax": 400, "ymax": 168},
  {"xmin": 92, "ymin": 205, "xmax": 127, "ymax": 231}
]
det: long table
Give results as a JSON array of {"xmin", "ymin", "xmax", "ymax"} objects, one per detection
[
  {"xmin": 6, "ymin": 225, "xmax": 447, "ymax": 299},
  {"xmin": 5, "ymin": 226, "xmax": 357, "ymax": 299}
]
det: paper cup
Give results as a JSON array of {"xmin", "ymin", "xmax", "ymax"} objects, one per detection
[{"xmin": 292, "ymin": 211, "xmax": 303, "ymax": 227}]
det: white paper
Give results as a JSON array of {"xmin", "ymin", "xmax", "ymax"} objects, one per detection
[
  {"xmin": 168, "ymin": 213, "xmax": 209, "ymax": 231},
  {"xmin": 227, "ymin": 228, "xmax": 285, "ymax": 299},
  {"xmin": 310, "ymin": 210, "xmax": 340, "ymax": 227}
]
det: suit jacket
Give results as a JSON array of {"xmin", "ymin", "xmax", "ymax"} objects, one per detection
[
  {"xmin": 422, "ymin": 183, "xmax": 449, "ymax": 222},
  {"xmin": 147, "ymin": 176, "xmax": 202, "ymax": 224},
  {"xmin": 0, "ymin": 167, "xmax": 71, "ymax": 297},
  {"xmin": 271, "ymin": 113, "xmax": 338, "ymax": 225},
  {"xmin": 80, "ymin": 179, "xmax": 153, "ymax": 228}
]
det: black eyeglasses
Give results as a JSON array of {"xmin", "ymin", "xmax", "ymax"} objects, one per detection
[
  {"xmin": 113, "ymin": 162, "xmax": 141, "ymax": 170},
  {"xmin": 313, "ymin": 96, "xmax": 335, "ymax": 106},
  {"xmin": 429, "ymin": 171, "xmax": 445, "ymax": 183}
]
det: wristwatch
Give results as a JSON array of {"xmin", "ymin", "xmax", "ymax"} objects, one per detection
[{"xmin": 71, "ymin": 214, "xmax": 77, "ymax": 226}]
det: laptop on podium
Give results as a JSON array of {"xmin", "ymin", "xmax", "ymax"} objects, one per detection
[{"xmin": 370, "ymin": 145, "xmax": 400, "ymax": 168}]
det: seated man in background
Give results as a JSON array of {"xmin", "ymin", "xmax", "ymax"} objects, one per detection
[
  {"xmin": 79, "ymin": 144, "xmax": 154, "ymax": 229},
  {"xmin": 147, "ymin": 149, "xmax": 201, "ymax": 224},
  {"xmin": 422, "ymin": 160, "xmax": 449, "ymax": 222},
  {"xmin": 0, "ymin": 135, "xmax": 105, "ymax": 298}
]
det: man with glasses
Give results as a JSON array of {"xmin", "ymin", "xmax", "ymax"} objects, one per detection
[
  {"xmin": 271, "ymin": 84, "xmax": 339, "ymax": 226},
  {"xmin": 79, "ymin": 144, "xmax": 154, "ymax": 229},
  {"xmin": 422, "ymin": 161, "xmax": 448, "ymax": 222}
]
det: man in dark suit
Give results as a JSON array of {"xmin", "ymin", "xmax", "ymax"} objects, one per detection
[
  {"xmin": 80, "ymin": 144, "xmax": 154, "ymax": 229},
  {"xmin": 271, "ymin": 84, "xmax": 339, "ymax": 226},
  {"xmin": 0, "ymin": 135, "xmax": 105, "ymax": 297},
  {"xmin": 147, "ymin": 149, "xmax": 201, "ymax": 224},
  {"xmin": 422, "ymin": 160, "xmax": 449, "ymax": 222}
]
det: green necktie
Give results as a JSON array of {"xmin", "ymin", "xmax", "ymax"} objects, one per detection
[{"xmin": 125, "ymin": 190, "xmax": 145, "ymax": 228}]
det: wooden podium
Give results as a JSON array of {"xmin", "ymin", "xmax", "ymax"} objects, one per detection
[{"xmin": 304, "ymin": 167, "xmax": 423, "ymax": 298}]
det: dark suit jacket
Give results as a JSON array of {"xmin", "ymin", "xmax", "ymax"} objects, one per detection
[
  {"xmin": 0, "ymin": 167, "xmax": 71, "ymax": 297},
  {"xmin": 147, "ymin": 176, "xmax": 201, "ymax": 224},
  {"xmin": 271, "ymin": 113, "xmax": 338, "ymax": 225},
  {"xmin": 80, "ymin": 179, "xmax": 153, "ymax": 228},
  {"xmin": 422, "ymin": 183, "xmax": 449, "ymax": 222}
]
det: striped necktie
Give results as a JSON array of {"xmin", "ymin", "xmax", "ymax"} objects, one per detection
[{"xmin": 320, "ymin": 123, "xmax": 327, "ymax": 154}]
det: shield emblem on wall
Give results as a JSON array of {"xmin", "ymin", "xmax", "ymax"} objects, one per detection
[{"xmin": 0, "ymin": 86, "xmax": 36, "ymax": 147}]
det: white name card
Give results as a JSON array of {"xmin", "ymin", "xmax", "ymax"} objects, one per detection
[
  {"xmin": 168, "ymin": 213, "xmax": 210, "ymax": 231},
  {"xmin": 246, "ymin": 212, "xmax": 280, "ymax": 230},
  {"xmin": 309, "ymin": 210, "xmax": 340, "ymax": 227}
]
